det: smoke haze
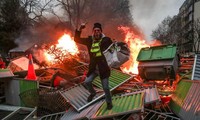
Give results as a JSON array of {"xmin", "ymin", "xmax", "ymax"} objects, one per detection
[{"xmin": 130, "ymin": 0, "xmax": 185, "ymax": 41}]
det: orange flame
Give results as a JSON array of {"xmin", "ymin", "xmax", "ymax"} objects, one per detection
[
  {"xmin": 57, "ymin": 34, "xmax": 79, "ymax": 55},
  {"xmin": 44, "ymin": 33, "xmax": 79, "ymax": 64},
  {"xmin": 119, "ymin": 26, "xmax": 149, "ymax": 74}
]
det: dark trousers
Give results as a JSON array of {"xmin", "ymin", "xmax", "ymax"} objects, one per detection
[{"xmin": 84, "ymin": 72, "xmax": 112, "ymax": 104}]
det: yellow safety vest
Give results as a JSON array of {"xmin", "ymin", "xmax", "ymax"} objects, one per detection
[{"xmin": 90, "ymin": 39, "xmax": 102, "ymax": 57}]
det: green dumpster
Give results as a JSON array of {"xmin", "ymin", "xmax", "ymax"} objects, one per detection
[{"xmin": 137, "ymin": 44, "xmax": 179, "ymax": 85}]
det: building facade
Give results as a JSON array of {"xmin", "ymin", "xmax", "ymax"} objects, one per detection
[{"xmin": 178, "ymin": 0, "xmax": 200, "ymax": 54}]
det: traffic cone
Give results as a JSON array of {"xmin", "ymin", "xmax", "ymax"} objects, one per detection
[{"xmin": 26, "ymin": 54, "xmax": 37, "ymax": 80}]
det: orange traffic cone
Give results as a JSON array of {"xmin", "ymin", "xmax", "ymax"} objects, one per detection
[{"xmin": 26, "ymin": 54, "xmax": 37, "ymax": 80}]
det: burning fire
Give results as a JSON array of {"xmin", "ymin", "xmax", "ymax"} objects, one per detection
[
  {"xmin": 57, "ymin": 34, "xmax": 79, "ymax": 55},
  {"xmin": 44, "ymin": 33, "xmax": 79, "ymax": 64},
  {"xmin": 119, "ymin": 26, "xmax": 149, "ymax": 74}
]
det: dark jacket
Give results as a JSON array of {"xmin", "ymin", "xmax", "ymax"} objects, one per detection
[{"xmin": 74, "ymin": 30, "xmax": 113, "ymax": 79}]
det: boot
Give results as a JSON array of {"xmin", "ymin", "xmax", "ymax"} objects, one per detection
[
  {"xmin": 87, "ymin": 93, "xmax": 96, "ymax": 102},
  {"xmin": 106, "ymin": 102, "xmax": 113, "ymax": 110}
]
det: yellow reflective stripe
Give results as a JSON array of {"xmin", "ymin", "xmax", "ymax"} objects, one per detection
[
  {"xmin": 91, "ymin": 42, "xmax": 101, "ymax": 53},
  {"xmin": 90, "ymin": 48, "xmax": 99, "ymax": 52},
  {"xmin": 90, "ymin": 39, "xmax": 103, "ymax": 57},
  {"xmin": 96, "ymin": 52, "xmax": 102, "ymax": 57},
  {"xmin": 92, "ymin": 42, "xmax": 100, "ymax": 47}
]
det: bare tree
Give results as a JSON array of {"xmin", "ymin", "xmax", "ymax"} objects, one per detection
[
  {"xmin": 55, "ymin": 0, "xmax": 135, "ymax": 40},
  {"xmin": 0, "ymin": 0, "xmax": 56, "ymax": 55},
  {"xmin": 56, "ymin": 0, "xmax": 89, "ymax": 30},
  {"xmin": 151, "ymin": 16, "xmax": 173, "ymax": 44},
  {"xmin": 20, "ymin": 0, "xmax": 55, "ymax": 23},
  {"xmin": 0, "ymin": 0, "xmax": 138, "ymax": 56}
]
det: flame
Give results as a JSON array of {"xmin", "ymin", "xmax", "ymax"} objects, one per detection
[
  {"xmin": 44, "ymin": 33, "xmax": 79, "ymax": 64},
  {"xmin": 57, "ymin": 34, "xmax": 78, "ymax": 55},
  {"xmin": 119, "ymin": 26, "xmax": 149, "ymax": 74}
]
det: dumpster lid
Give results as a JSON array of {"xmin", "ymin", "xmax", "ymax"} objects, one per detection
[{"xmin": 137, "ymin": 44, "xmax": 177, "ymax": 61}]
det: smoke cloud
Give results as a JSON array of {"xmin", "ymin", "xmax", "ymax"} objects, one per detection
[{"xmin": 129, "ymin": 0, "xmax": 185, "ymax": 41}]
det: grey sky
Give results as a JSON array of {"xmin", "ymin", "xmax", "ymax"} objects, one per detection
[{"xmin": 129, "ymin": 0, "xmax": 185, "ymax": 41}]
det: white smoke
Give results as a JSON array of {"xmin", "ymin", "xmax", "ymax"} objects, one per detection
[{"xmin": 129, "ymin": 0, "xmax": 185, "ymax": 41}]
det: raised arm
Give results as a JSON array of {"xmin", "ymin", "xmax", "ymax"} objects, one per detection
[{"xmin": 74, "ymin": 23, "xmax": 90, "ymax": 46}]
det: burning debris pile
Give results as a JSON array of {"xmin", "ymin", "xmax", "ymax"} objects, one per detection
[
  {"xmin": 0, "ymin": 26, "xmax": 199, "ymax": 120},
  {"xmin": 119, "ymin": 26, "xmax": 150, "ymax": 74},
  {"xmin": 44, "ymin": 33, "xmax": 79, "ymax": 64}
]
